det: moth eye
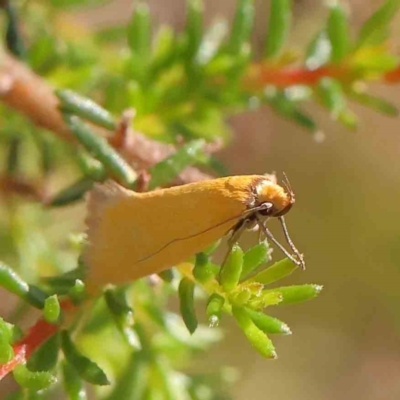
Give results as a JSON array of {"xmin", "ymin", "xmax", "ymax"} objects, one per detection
[{"xmin": 258, "ymin": 202, "xmax": 274, "ymax": 216}]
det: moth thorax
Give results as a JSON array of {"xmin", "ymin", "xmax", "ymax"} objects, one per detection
[{"xmin": 256, "ymin": 181, "xmax": 292, "ymax": 215}]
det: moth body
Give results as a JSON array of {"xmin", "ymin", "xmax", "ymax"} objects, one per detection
[{"xmin": 84, "ymin": 175, "xmax": 294, "ymax": 293}]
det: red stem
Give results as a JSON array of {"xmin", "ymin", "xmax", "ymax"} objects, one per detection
[
  {"xmin": 0, "ymin": 300, "xmax": 76, "ymax": 381},
  {"xmin": 244, "ymin": 63, "xmax": 400, "ymax": 88}
]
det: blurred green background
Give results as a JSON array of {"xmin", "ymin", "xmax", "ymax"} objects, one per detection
[{"xmin": 2, "ymin": 1, "xmax": 400, "ymax": 399}]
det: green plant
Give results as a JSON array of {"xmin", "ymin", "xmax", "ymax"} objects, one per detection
[{"xmin": 0, "ymin": 0, "xmax": 399, "ymax": 398}]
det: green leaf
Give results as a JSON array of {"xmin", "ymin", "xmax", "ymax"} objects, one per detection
[
  {"xmin": 62, "ymin": 361, "xmax": 87, "ymax": 400},
  {"xmin": 327, "ymin": 3, "xmax": 350, "ymax": 63},
  {"xmin": 196, "ymin": 20, "xmax": 228, "ymax": 65},
  {"xmin": 266, "ymin": 89, "xmax": 317, "ymax": 131},
  {"xmin": 348, "ymin": 89, "xmax": 399, "ymax": 116},
  {"xmin": 105, "ymin": 352, "xmax": 147, "ymax": 400},
  {"xmin": 68, "ymin": 279, "xmax": 87, "ymax": 304},
  {"xmin": 148, "ymin": 139, "xmax": 207, "ymax": 189},
  {"xmin": 0, "ymin": 262, "xmax": 46, "ymax": 308},
  {"xmin": 192, "ymin": 253, "xmax": 219, "ymax": 284},
  {"xmin": 351, "ymin": 48, "xmax": 399, "ymax": 74},
  {"xmin": 157, "ymin": 269, "xmax": 174, "ymax": 282},
  {"xmin": 64, "ymin": 115, "xmax": 137, "ymax": 187},
  {"xmin": 76, "ymin": 149, "xmax": 106, "ymax": 181},
  {"xmin": 185, "ymin": 0, "xmax": 204, "ymax": 62},
  {"xmin": 7, "ymin": 136, "xmax": 21, "ymax": 176},
  {"xmin": 220, "ymin": 244, "xmax": 244, "ymax": 292},
  {"xmin": 61, "ymin": 330, "xmax": 110, "ymax": 386},
  {"xmin": 206, "ymin": 293, "xmax": 225, "ymax": 327},
  {"xmin": 56, "ymin": 89, "xmax": 116, "ymax": 130},
  {"xmin": 264, "ymin": 0, "xmax": 291, "ymax": 59},
  {"xmin": 250, "ymin": 258, "xmax": 298, "ymax": 285},
  {"xmin": 356, "ymin": 0, "xmax": 400, "ymax": 48},
  {"xmin": 337, "ymin": 108, "xmax": 358, "ymax": 130},
  {"xmin": 228, "ymin": 0, "xmax": 254, "ymax": 54},
  {"xmin": 178, "ymin": 278, "xmax": 198, "ymax": 334},
  {"xmin": 104, "ymin": 287, "xmax": 137, "ymax": 347},
  {"xmin": 241, "ymin": 241, "xmax": 270, "ymax": 279},
  {"xmin": 44, "ymin": 295, "xmax": 60, "ymax": 324},
  {"xmin": 48, "ymin": 177, "xmax": 94, "ymax": 207},
  {"xmin": 305, "ymin": 30, "xmax": 331, "ymax": 69},
  {"xmin": 43, "ymin": 264, "xmax": 86, "ymax": 294},
  {"xmin": 151, "ymin": 26, "xmax": 176, "ymax": 73},
  {"xmin": 268, "ymin": 284, "xmax": 323, "ymax": 304},
  {"xmin": 4, "ymin": 3, "xmax": 26, "ymax": 59},
  {"xmin": 245, "ymin": 308, "xmax": 291, "ymax": 335},
  {"xmin": 232, "ymin": 306, "xmax": 276, "ymax": 358},
  {"xmin": 0, "ymin": 318, "xmax": 13, "ymax": 363},
  {"xmin": 317, "ymin": 77, "xmax": 346, "ymax": 116},
  {"xmin": 27, "ymin": 333, "xmax": 60, "ymax": 372},
  {"xmin": 127, "ymin": 3, "xmax": 151, "ymax": 60},
  {"xmin": 203, "ymin": 239, "xmax": 222, "ymax": 255},
  {"xmin": 13, "ymin": 365, "xmax": 57, "ymax": 391}
]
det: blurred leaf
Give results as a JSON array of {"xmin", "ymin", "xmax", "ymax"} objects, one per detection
[
  {"xmin": 61, "ymin": 330, "xmax": 110, "ymax": 386},
  {"xmin": 158, "ymin": 269, "xmax": 175, "ymax": 282},
  {"xmin": 267, "ymin": 284, "xmax": 323, "ymax": 305},
  {"xmin": 178, "ymin": 278, "xmax": 198, "ymax": 334},
  {"xmin": 305, "ymin": 30, "xmax": 331, "ymax": 69},
  {"xmin": 232, "ymin": 305, "xmax": 276, "ymax": 358},
  {"xmin": 349, "ymin": 88, "xmax": 399, "ymax": 116},
  {"xmin": 337, "ymin": 108, "xmax": 358, "ymax": 130},
  {"xmin": 4, "ymin": 3, "xmax": 26, "ymax": 59},
  {"xmin": 104, "ymin": 287, "xmax": 137, "ymax": 347},
  {"xmin": 264, "ymin": 0, "xmax": 291, "ymax": 59},
  {"xmin": 105, "ymin": 352, "xmax": 147, "ymax": 400},
  {"xmin": 56, "ymin": 89, "xmax": 116, "ymax": 130},
  {"xmin": 351, "ymin": 47, "xmax": 399, "ymax": 74},
  {"xmin": 62, "ymin": 361, "xmax": 87, "ymax": 400},
  {"xmin": 127, "ymin": 3, "xmax": 151, "ymax": 80},
  {"xmin": 13, "ymin": 365, "xmax": 57, "ymax": 391},
  {"xmin": 148, "ymin": 139, "xmax": 207, "ymax": 189},
  {"xmin": 228, "ymin": 0, "xmax": 254, "ymax": 54},
  {"xmin": 220, "ymin": 243, "xmax": 244, "ymax": 292},
  {"xmin": 64, "ymin": 115, "xmax": 137, "ymax": 187},
  {"xmin": 250, "ymin": 258, "xmax": 297, "ymax": 285},
  {"xmin": 196, "ymin": 20, "xmax": 228, "ymax": 65},
  {"xmin": 0, "ymin": 262, "xmax": 46, "ymax": 308},
  {"xmin": 266, "ymin": 88, "xmax": 317, "ymax": 131},
  {"xmin": 356, "ymin": 0, "xmax": 400, "ymax": 48},
  {"xmin": 48, "ymin": 177, "xmax": 94, "ymax": 207},
  {"xmin": 317, "ymin": 77, "xmax": 346, "ymax": 116},
  {"xmin": 128, "ymin": 3, "xmax": 151, "ymax": 58},
  {"xmin": 245, "ymin": 308, "xmax": 291, "ymax": 335},
  {"xmin": 241, "ymin": 241, "xmax": 270, "ymax": 279},
  {"xmin": 75, "ymin": 149, "xmax": 106, "ymax": 181},
  {"xmin": 185, "ymin": 0, "xmax": 204, "ymax": 62},
  {"xmin": 7, "ymin": 136, "xmax": 21, "ymax": 176},
  {"xmin": 327, "ymin": 3, "xmax": 350, "ymax": 63},
  {"xmin": 151, "ymin": 26, "xmax": 176, "ymax": 75},
  {"xmin": 27, "ymin": 333, "xmax": 60, "ymax": 372}
]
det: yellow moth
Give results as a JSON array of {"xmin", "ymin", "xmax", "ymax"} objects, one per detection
[{"xmin": 83, "ymin": 174, "xmax": 303, "ymax": 293}]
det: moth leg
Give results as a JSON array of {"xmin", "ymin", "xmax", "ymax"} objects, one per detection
[{"xmin": 219, "ymin": 218, "xmax": 255, "ymax": 273}]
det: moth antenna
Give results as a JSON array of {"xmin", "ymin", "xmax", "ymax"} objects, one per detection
[{"xmin": 282, "ymin": 172, "xmax": 295, "ymax": 203}]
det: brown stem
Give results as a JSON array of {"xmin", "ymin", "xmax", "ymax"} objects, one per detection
[{"xmin": 0, "ymin": 51, "xmax": 215, "ymax": 185}]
